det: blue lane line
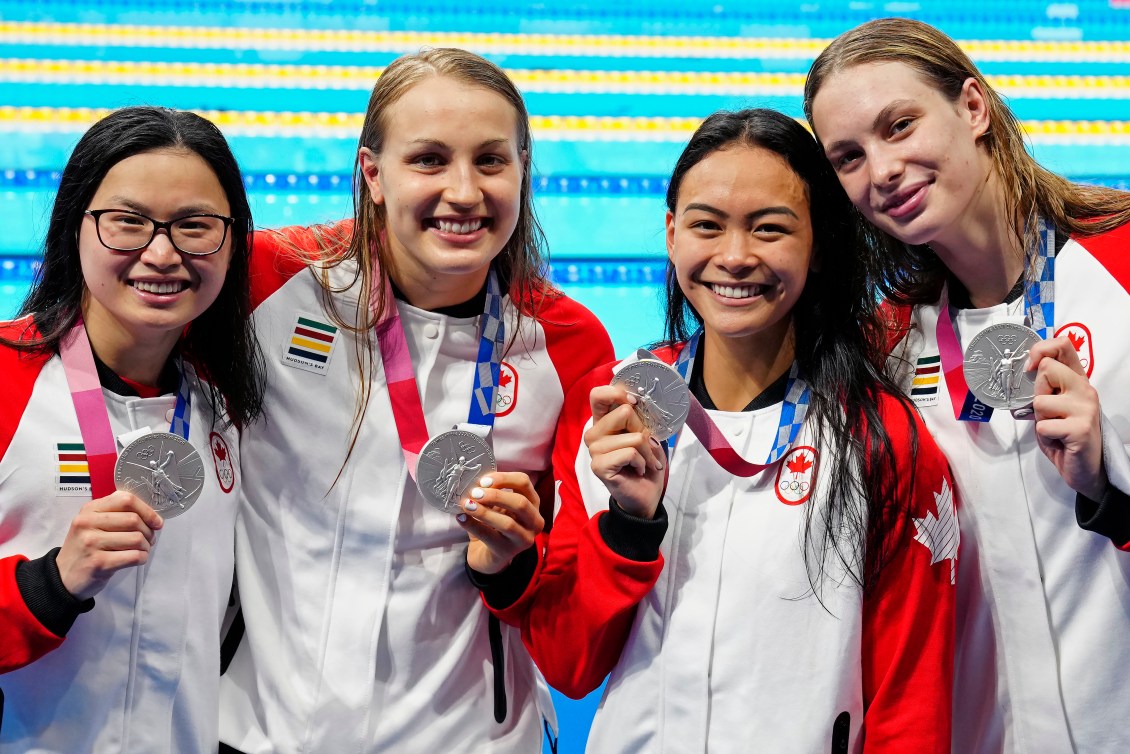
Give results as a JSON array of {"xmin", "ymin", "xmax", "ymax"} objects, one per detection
[
  {"xmin": 0, "ymin": 2, "xmax": 1125, "ymax": 40},
  {"xmin": 5, "ymin": 82, "xmax": 1130, "ymax": 121},
  {"xmin": 0, "ymin": 252, "xmax": 666, "ymax": 285},
  {"xmin": 9, "ymin": 169, "xmax": 1130, "ymax": 195}
]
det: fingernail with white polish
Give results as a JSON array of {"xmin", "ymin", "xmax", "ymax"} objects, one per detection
[
  {"xmin": 456, "ymin": 513, "xmax": 468, "ymax": 523},
  {"xmin": 471, "ymin": 488, "xmax": 485, "ymax": 500},
  {"xmin": 464, "ymin": 500, "xmax": 479, "ymax": 512},
  {"xmin": 479, "ymin": 476, "xmax": 493, "ymax": 487}
]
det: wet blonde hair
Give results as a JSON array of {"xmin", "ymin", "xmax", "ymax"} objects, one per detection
[
  {"xmin": 803, "ymin": 17, "xmax": 1130, "ymax": 304},
  {"xmin": 296, "ymin": 48, "xmax": 554, "ymax": 476}
]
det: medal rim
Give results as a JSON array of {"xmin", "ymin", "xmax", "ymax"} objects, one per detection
[
  {"xmin": 416, "ymin": 429, "xmax": 498, "ymax": 514},
  {"xmin": 113, "ymin": 431, "xmax": 205, "ymax": 519},
  {"xmin": 611, "ymin": 358, "xmax": 691, "ymax": 441},
  {"xmin": 962, "ymin": 322, "xmax": 1041, "ymax": 410}
]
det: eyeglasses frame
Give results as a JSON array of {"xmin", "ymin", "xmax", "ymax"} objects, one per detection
[{"xmin": 83, "ymin": 208, "xmax": 237, "ymax": 257}]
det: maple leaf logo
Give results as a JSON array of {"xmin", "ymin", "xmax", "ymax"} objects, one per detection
[
  {"xmin": 499, "ymin": 371, "xmax": 512, "ymax": 388},
  {"xmin": 213, "ymin": 441, "xmax": 227, "ymax": 462},
  {"xmin": 1067, "ymin": 330, "xmax": 1085, "ymax": 352},
  {"xmin": 913, "ymin": 478, "xmax": 959, "ymax": 585},
  {"xmin": 786, "ymin": 453, "xmax": 812, "ymax": 475}
]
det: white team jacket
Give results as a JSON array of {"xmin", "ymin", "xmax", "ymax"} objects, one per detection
[
  {"xmin": 518, "ymin": 352, "xmax": 956, "ymax": 754},
  {"xmin": 0, "ymin": 338, "xmax": 241, "ymax": 753},
  {"xmin": 219, "ymin": 228, "xmax": 612, "ymax": 753},
  {"xmin": 891, "ymin": 227, "xmax": 1130, "ymax": 754}
]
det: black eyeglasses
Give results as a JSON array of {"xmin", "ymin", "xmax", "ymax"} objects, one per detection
[{"xmin": 84, "ymin": 208, "xmax": 236, "ymax": 256}]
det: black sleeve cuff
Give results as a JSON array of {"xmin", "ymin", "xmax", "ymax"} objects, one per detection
[
  {"xmin": 1076, "ymin": 484, "xmax": 1130, "ymax": 547},
  {"xmin": 466, "ymin": 546, "xmax": 539, "ymax": 610},
  {"xmin": 598, "ymin": 498, "xmax": 668, "ymax": 562},
  {"xmin": 14, "ymin": 547, "xmax": 95, "ymax": 638}
]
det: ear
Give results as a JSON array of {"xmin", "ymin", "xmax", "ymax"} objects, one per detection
[
  {"xmin": 358, "ymin": 147, "xmax": 384, "ymax": 206},
  {"xmin": 958, "ymin": 77, "xmax": 991, "ymax": 140},
  {"xmin": 665, "ymin": 210, "xmax": 676, "ymax": 260}
]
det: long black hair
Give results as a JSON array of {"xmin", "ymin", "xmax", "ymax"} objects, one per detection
[
  {"xmin": 663, "ymin": 108, "xmax": 919, "ymax": 594},
  {"xmin": 6, "ymin": 106, "xmax": 264, "ymax": 427}
]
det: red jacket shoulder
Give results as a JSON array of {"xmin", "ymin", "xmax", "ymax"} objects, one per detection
[
  {"xmin": 0, "ymin": 318, "xmax": 52, "ymax": 462},
  {"xmin": 249, "ymin": 220, "xmax": 354, "ymax": 310},
  {"xmin": 1071, "ymin": 222, "xmax": 1130, "ymax": 297}
]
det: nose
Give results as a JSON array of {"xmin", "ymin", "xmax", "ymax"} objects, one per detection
[
  {"xmin": 715, "ymin": 232, "xmax": 758, "ymax": 274},
  {"xmin": 868, "ymin": 147, "xmax": 904, "ymax": 188},
  {"xmin": 444, "ymin": 160, "xmax": 483, "ymax": 207},
  {"xmin": 138, "ymin": 228, "xmax": 182, "ymax": 268}
]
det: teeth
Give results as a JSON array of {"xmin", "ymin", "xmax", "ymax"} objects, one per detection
[
  {"xmin": 133, "ymin": 280, "xmax": 184, "ymax": 294},
  {"xmin": 709, "ymin": 283, "xmax": 760, "ymax": 299},
  {"xmin": 435, "ymin": 218, "xmax": 484, "ymax": 234}
]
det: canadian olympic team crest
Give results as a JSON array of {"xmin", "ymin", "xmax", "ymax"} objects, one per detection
[
  {"xmin": 776, "ymin": 446, "xmax": 818, "ymax": 506},
  {"xmin": 1054, "ymin": 322, "xmax": 1094, "ymax": 377},
  {"xmin": 495, "ymin": 361, "xmax": 518, "ymax": 417},
  {"xmin": 209, "ymin": 432, "xmax": 235, "ymax": 493}
]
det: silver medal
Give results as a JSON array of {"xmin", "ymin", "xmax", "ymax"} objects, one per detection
[
  {"xmin": 416, "ymin": 429, "xmax": 497, "ymax": 514},
  {"xmin": 115, "ymin": 432, "xmax": 206, "ymax": 518},
  {"xmin": 611, "ymin": 357, "xmax": 690, "ymax": 441},
  {"xmin": 962, "ymin": 322, "xmax": 1041, "ymax": 410}
]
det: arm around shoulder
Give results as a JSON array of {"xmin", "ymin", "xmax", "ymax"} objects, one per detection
[
  {"xmin": 860, "ymin": 399, "xmax": 955, "ymax": 754},
  {"xmin": 513, "ymin": 365, "xmax": 667, "ymax": 699}
]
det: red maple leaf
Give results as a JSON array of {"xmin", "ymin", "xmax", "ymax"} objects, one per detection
[
  {"xmin": 786, "ymin": 453, "xmax": 812, "ymax": 475},
  {"xmin": 1067, "ymin": 331, "xmax": 1085, "ymax": 352},
  {"xmin": 499, "ymin": 372, "xmax": 512, "ymax": 388},
  {"xmin": 213, "ymin": 441, "xmax": 227, "ymax": 462}
]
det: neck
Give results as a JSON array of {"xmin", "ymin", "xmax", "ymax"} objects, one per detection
[
  {"xmin": 928, "ymin": 171, "xmax": 1026, "ymax": 309},
  {"xmin": 388, "ymin": 260, "xmax": 490, "ymax": 312},
  {"xmin": 700, "ymin": 320, "xmax": 795, "ymax": 412},
  {"xmin": 81, "ymin": 307, "xmax": 179, "ymax": 387}
]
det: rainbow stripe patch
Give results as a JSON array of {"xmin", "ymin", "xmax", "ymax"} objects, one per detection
[
  {"xmin": 282, "ymin": 313, "xmax": 340, "ymax": 374},
  {"xmin": 56, "ymin": 439, "xmax": 91, "ymax": 496},
  {"xmin": 911, "ymin": 354, "xmax": 941, "ymax": 406}
]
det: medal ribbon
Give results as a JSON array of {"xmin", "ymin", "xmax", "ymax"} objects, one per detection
[
  {"xmin": 59, "ymin": 321, "xmax": 191, "ymax": 499},
  {"xmin": 934, "ymin": 219, "xmax": 1055, "ymax": 422},
  {"xmin": 660, "ymin": 328, "xmax": 810, "ymax": 477},
  {"xmin": 373, "ymin": 270, "xmax": 505, "ymax": 480}
]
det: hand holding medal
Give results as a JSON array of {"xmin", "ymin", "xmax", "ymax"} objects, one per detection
[
  {"xmin": 1027, "ymin": 336, "xmax": 1107, "ymax": 500},
  {"xmin": 586, "ymin": 381, "xmax": 669, "ymax": 520}
]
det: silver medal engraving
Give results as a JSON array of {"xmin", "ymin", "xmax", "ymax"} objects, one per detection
[
  {"xmin": 962, "ymin": 322, "xmax": 1042, "ymax": 410},
  {"xmin": 611, "ymin": 358, "xmax": 691, "ymax": 441},
  {"xmin": 416, "ymin": 430, "xmax": 497, "ymax": 514},
  {"xmin": 115, "ymin": 432, "xmax": 206, "ymax": 518}
]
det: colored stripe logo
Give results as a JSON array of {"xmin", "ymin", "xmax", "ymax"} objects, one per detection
[
  {"xmin": 56, "ymin": 440, "xmax": 91, "ymax": 495},
  {"xmin": 912, "ymin": 354, "xmax": 941, "ymax": 397},
  {"xmin": 282, "ymin": 313, "xmax": 340, "ymax": 374}
]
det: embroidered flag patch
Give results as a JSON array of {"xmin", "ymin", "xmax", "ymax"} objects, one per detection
[
  {"xmin": 913, "ymin": 478, "xmax": 959, "ymax": 585},
  {"xmin": 282, "ymin": 313, "xmax": 340, "ymax": 374},
  {"xmin": 56, "ymin": 439, "xmax": 91, "ymax": 496},
  {"xmin": 910, "ymin": 354, "xmax": 941, "ymax": 406},
  {"xmin": 1054, "ymin": 322, "xmax": 1093, "ymax": 377}
]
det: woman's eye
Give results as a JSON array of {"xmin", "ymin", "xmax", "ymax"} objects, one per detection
[
  {"xmin": 478, "ymin": 154, "xmax": 507, "ymax": 168},
  {"xmin": 891, "ymin": 117, "xmax": 913, "ymax": 135},
  {"xmin": 755, "ymin": 224, "xmax": 787, "ymax": 235},
  {"xmin": 690, "ymin": 220, "xmax": 720, "ymax": 231},
  {"xmin": 413, "ymin": 154, "xmax": 444, "ymax": 168},
  {"xmin": 837, "ymin": 150, "xmax": 862, "ymax": 169}
]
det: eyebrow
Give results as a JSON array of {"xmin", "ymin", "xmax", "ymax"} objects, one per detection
[
  {"xmin": 407, "ymin": 137, "xmax": 511, "ymax": 149},
  {"xmin": 682, "ymin": 202, "xmax": 799, "ymax": 221},
  {"xmin": 823, "ymin": 98, "xmax": 915, "ymax": 154},
  {"xmin": 104, "ymin": 197, "xmax": 221, "ymax": 216}
]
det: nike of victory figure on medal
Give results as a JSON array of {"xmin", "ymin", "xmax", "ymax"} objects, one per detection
[
  {"xmin": 962, "ymin": 322, "xmax": 1041, "ymax": 410},
  {"xmin": 416, "ymin": 429, "xmax": 498, "ymax": 514},
  {"xmin": 115, "ymin": 432, "xmax": 206, "ymax": 518},
  {"xmin": 612, "ymin": 354, "xmax": 691, "ymax": 441}
]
